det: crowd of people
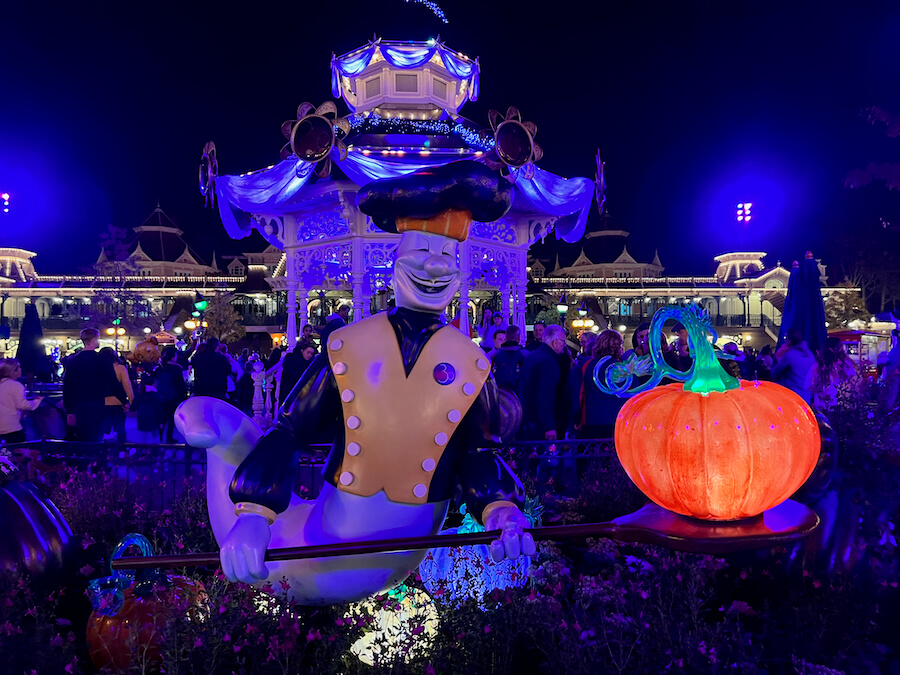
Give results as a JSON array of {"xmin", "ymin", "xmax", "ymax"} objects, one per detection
[
  {"xmin": 1, "ymin": 307, "xmax": 899, "ymax": 447},
  {"xmin": 478, "ymin": 313, "xmax": 900, "ymax": 442}
]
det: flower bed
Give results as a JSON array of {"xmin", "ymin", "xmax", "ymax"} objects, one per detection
[{"xmin": 1, "ymin": 393, "xmax": 898, "ymax": 673}]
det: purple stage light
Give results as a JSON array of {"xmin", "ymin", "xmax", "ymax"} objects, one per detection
[{"xmin": 737, "ymin": 202, "xmax": 752, "ymax": 223}]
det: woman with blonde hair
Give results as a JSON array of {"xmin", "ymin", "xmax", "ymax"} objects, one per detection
[
  {"xmin": 0, "ymin": 358, "xmax": 42, "ymax": 444},
  {"xmin": 573, "ymin": 330, "xmax": 626, "ymax": 439}
]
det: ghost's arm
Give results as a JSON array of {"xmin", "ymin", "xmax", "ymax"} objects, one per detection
[{"xmin": 229, "ymin": 354, "xmax": 341, "ymax": 516}]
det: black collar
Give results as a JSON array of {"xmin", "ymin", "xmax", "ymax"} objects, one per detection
[{"xmin": 387, "ymin": 307, "xmax": 446, "ymax": 376}]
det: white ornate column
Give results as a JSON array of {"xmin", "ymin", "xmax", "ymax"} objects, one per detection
[
  {"xmin": 284, "ymin": 216, "xmax": 298, "ymax": 345},
  {"xmin": 351, "ymin": 235, "xmax": 365, "ymax": 323},
  {"xmin": 457, "ymin": 240, "xmax": 471, "ymax": 336},
  {"xmin": 516, "ymin": 258, "xmax": 528, "ymax": 340},
  {"xmin": 298, "ymin": 285, "xmax": 308, "ymax": 330},
  {"xmin": 251, "ymin": 360, "xmax": 270, "ymax": 429},
  {"xmin": 503, "ymin": 281, "xmax": 513, "ymax": 326},
  {"xmin": 286, "ymin": 280, "xmax": 298, "ymax": 347}
]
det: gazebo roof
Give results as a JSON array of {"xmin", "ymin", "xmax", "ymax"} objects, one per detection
[{"xmin": 125, "ymin": 207, "xmax": 209, "ymax": 266}]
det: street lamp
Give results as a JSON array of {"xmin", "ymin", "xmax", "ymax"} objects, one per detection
[
  {"xmin": 577, "ymin": 300, "xmax": 588, "ymax": 317},
  {"xmin": 193, "ymin": 293, "xmax": 208, "ymax": 313},
  {"xmin": 556, "ymin": 293, "xmax": 569, "ymax": 315}
]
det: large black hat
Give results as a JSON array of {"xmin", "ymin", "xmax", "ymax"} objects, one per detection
[{"xmin": 357, "ymin": 161, "xmax": 513, "ymax": 241}]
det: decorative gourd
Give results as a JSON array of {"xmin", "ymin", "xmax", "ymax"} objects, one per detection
[
  {"xmin": 129, "ymin": 338, "xmax": 161, "ymax": 365},
  {"xmin": 86, "ymin": 534, "xmax": 208, "ymax": 673},
  {"xmin": 0, "ymin": 480, "xmax": 74, "ymax": 578},
  {"xmin": 419, "ymin": 500, "xmax": 539, "ymax": 605},
  {"xmin": 599, "ymin": 306, "xmax": 820, "ymax": 521}
]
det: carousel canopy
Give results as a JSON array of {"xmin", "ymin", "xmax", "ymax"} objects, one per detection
[
  {"xmin": 211, "ymin": 38, "xmax": 594, "ymax": 249},
  {"xmin": 331, "ymin": 38, "xmax": 480, "ymax": 112}
]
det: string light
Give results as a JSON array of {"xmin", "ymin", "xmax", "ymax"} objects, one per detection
[
  {"xmin": 403, "ymin": 0, "xmax": 448, "ymax": 23},
  {"xmin": 346, "ymin": 113, "xmax": 493, "ymax": 150}
]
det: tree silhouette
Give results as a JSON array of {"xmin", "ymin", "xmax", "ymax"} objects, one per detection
[{"xmin": 203, "ymin": 294, "xmax": 246, "ymax": 344}]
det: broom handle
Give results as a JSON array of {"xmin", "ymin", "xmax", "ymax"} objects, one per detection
[{"xmin": 111, "ymin": 522, "xmax": 618, "ymax": 570}]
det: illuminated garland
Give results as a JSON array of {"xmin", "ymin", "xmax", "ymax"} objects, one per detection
[
  {"xmin": 404, "ymin": 0, "xmax": 448, "ymax": 23},
  {"xmin": 346, "ymin": 114, "xmax": 493, "ymax": 151}
]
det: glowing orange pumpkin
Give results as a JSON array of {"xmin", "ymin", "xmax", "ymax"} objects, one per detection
[
  {"xmin": 85, "ymin": 534, "xmax": 208, "ymax": 673},
  {"xmin": 86, "ymin": 574, "xmax": 207, "ymax": 672},
  {"xmin": 615, "ymin": 380, "xmax": 820, "ymax": 520}
]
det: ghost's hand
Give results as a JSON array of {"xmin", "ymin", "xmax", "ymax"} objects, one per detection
[
  {"xmin": 483, "ymin": 502, "xmax": 536, "ymax": 563},
  {"xmin": 220, "ymin": 513, "xmax": 271, "ymax": 583}
]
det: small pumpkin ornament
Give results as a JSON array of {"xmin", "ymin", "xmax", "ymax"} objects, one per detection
[
  {"xmin": 86, "ymin": 534, "xmax": 208, "ymax": 673},
  {"xmin": 129, "ymin": 338, "xmax": 161, "ymax": 365},
  {"xmin": 600, "ymin": 306, "xmax": 820, "ymax": 521}
]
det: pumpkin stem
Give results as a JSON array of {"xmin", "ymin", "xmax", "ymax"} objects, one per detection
[{"xmin": 648, "ymin": 305, "xmax": 740, "ymax": 395}]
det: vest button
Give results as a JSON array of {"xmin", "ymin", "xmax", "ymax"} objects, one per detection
[
  {"xmin": 462, "ymin": 382, "xmax": 475, "ymax": 396},
  {"xmin": 330, "ymin": 339, "xmax": 343, "ymax": 351},
  {"xmin": 476, "ymin": 358, "xmax": 489, "ymax": 371},
  {"xmin": 339, "ymin": 471, "xmax": 354, "ymax": 486},
  {"xmin": 434, "ymin": 432, "xmax": 448, "ymax": 446},
  {"xmin": 347, "ymin": 415, "xmax": 361, "ymax": 430},
  {"xmin": 422, "ymin": 458, "xmax": 436, "ymax": 472},
  {"xmin": 413, "ymin": 483, "xmax": 427, "ymax": 498},
  {"xmin": 341, "ymin": 389, "xmax": 355, "ymax": 402},
  {"xmin": 447, "ymin": 409, "xmax": 461, "ymax": 423},
  {"xmin": 347, "ymin": 442, "xmax": 361, "ymax": 456},
  {"xmin": 333, "ymin": 362, "xmax": 347, "ymax": 375}
]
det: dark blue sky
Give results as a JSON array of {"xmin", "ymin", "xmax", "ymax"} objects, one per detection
[{"xmin": 2, "ymin": 1, "xmax": 899, "ymax": 277}]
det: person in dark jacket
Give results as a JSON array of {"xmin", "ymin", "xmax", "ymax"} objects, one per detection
[
  {"xmin": 319, "ymin": 305, "xmax": 350, "ymax": 346},
  {"xmin": 63, "ymin": 328, "xmax": 124, "ymax": 442},
  {"xmin": 772, "ymin": 328, "xmax": 816, "ymax": 403},
  {"xmin": 566, "ymin": 332, "xmax": 598, "ymax": 437},
  {"xmin": 576, "ymin": 330, "xmax": 627, "ymax": 439},
  {"xmin": 190, "ymin": 337, "xmax": 232, "ymax": 399},
  {"xmin": 154, "ymin": 346, "xmax": 188, "ymax": 443},
  {"xmin": 525, "ymin": 321, "xmax": 545, "ymax": 351},
  {"xmin": 520, "ymin": 324, "xmax": 567, "ymax": 440},
  {"xmin": 278, "ymin": 341, "xmax": 317, "ymax": 407},
  {"xmin": 492, "ymin": 326, "xmax": 525, "ymax": 392}
]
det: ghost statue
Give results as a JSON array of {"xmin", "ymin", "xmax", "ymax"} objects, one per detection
[{"xmin": 177, "ymin": 161, "xmax": 534, "ymax": 605}]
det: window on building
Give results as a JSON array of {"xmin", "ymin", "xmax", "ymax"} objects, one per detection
[
  {"xmin": 365, "ymin": 76, "xmax": 381, "ymax": 98},
  {"xmin": 395, "ymin": 74, "xmax": 418, "ymax": 93},
  {"xmin": 432, "ymin": 78, "xmax": 448, "ymax": 98}
]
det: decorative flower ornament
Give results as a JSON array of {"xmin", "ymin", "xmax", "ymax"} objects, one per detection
[
  {"xmin": 199, "ymin": 141, "xmax": 218, "ymax": 208},
  {"xmin": 280, "ymin": 101, "xmax": 350, "ymax": 178},
  {"xmin": 484, "ymin": 106, "xmax": 542, "ymax": 180}
]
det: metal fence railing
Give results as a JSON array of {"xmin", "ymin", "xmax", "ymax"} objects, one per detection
[{"xmin": 4, "ymin": 438, "xmax": 617, "ymax": 511}]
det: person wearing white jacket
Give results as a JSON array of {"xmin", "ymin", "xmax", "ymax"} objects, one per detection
[{"xmin": 0, "ymin": 359, "xmax": 42, "ymax": 444}]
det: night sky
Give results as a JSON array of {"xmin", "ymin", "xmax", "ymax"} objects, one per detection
[{"xmin": 2, "ymin": 1, "xmax": 899, "ymax": 277}]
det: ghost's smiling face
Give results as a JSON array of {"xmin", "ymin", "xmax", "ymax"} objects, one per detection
[{"xmin": 393, "ymin": 231, "xmax": 461, "ymax": 313}]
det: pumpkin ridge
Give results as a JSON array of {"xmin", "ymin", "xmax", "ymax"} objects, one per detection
[
  {"xmin": 753, "ymin": 384, "xmax": 794, "ymax": 510},
  {"xmin": 726, "ymin": 388, "xmax": 753, "ymax": 519},
  {"xmin": 765, "ymin": 384, "xmax": 818, "ymax": 507},
  {"xmin": 665, "ymin": 390, "xmax": 694, "ymax": 516}
]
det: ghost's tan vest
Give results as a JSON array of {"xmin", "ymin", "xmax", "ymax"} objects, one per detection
[{"xmin": 326, "ymin": 312, "xmax": 490, "ymax": 505}]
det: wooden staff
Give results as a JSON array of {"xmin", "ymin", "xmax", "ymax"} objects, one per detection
[
  {"xmin": 110, "ymin": 499, "xmax": 819, "ymax": 570},
  {"xmin": 112, "ymin": 523, "xmax": 615, "ymax": 570}
]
